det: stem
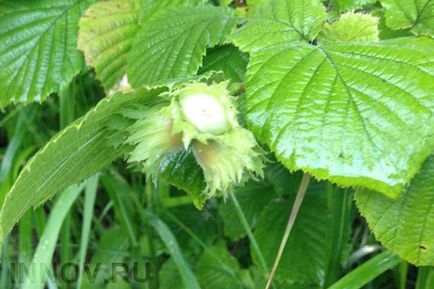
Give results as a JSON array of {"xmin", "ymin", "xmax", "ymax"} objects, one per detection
[
  {"xmin": 229, "ymin": 191, "xmax": 269, "ymax": 274},
  {"xmin": 145, "ymin": 181, "xmax": 159, "ymax": 289},
  {"xmin": 265, "ymin": 173, "xmax": 311, "ymax": 289}
]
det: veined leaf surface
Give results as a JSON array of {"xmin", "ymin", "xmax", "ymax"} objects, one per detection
[
  {"xmin": 231, "ymin": 0, "xmax": 434, "ymax": 197},
  {"xmin": 356, "ymin": 156, "xmax": 434, "ymax": 265},
  {"xmin": 318, "ymin": 12, "xmax": 380, "ymax": 43},
  {"xmin": 140, "ymin": 0, "xmax": 207, "ymax": 21},
  {"xmin": 78, "ymin": 0, "xmax": 142, "ymax": 91},
  {"xmin": 230, "ymin": 0, "xmax": 327, "ymax": 52},
  {"xmin": 0, "ymin": 0, "xmax": 93, "ymax": 106},
  {"xmin": 127, "ymin": 5, "xmax": 238, "ymax": 87},
  {"xmin": 0, "ymin": 88, "xmax": 161, "ymax": 243},
  {"xmin": 381, "ymin": 0, "xmax": 434, "ymax": 36}
]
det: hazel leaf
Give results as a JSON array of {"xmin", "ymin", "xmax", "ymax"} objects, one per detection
[
  {"xmin": 0, "ymin": 0, "xmax": 94, "ymax": 106},
  {"xmin": 78, "ymin": 0, "xmax": 142, "ymax": 91},
  {"xmin": 381, "ymin": 0, "xmax": 434, "ymax": 37},
  {"xmin": 239, "ymin": 37, "xmax": 434, "ymax": 198},
  {"xmin": 127, "ymin": 5, "xmax": 238, "ymax": 87},
  {"xmin": 356, "ymin": 155, "xmax": 434, "ymax": 265},
  {"xmin": 318, "ymin": 12, "xmax": 380, "ymax": 43}
]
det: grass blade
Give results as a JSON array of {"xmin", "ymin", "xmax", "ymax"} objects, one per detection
[
  {"xmin": 77, "ymin": 175, "xmax": 99, "ymax": 289},
  {"xmin": 229, "ymin": 191, "xmax": 268, "ymax": 274},
  {"xmin": 416, "ymin": 267, "xmax": 434, "ymax": 289},
  {"xmin": 22, "ymin": 184, "xmax": 85, "ymax": 289},
  {"xmin": 1, "ymin": 238, "xmax": 11, "ymax": 288},
  {"xmin": 328, "ymin": 251, "xmax": 401, "ymax": 289},
  {"xmin": 144, "ymin": 210, "xmax": 202, "ymax": 289},
  {"xmin": 101, "ymin": 174, "xmax": 139, "ymax": 247},
  {"xmin": 324, "ymin": 185, "xmax": 354, "ymax": 287}
]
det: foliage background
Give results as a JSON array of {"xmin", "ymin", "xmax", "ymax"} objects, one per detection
[{"xmin": 0, "ymin": 0, "xmax": 434, "ymax": 288}]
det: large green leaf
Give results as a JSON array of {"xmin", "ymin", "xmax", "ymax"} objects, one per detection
[
  {"xmin": 381, "ymin": 0, "xmax": 434, "ymax": 36},
  {"xmin": 230, "ymin": 0, "xmax": 327, "ymax": 52},
  {"xmin": 0, "ymin": 0, "xmax": 93, "ymax": 107},
  {"xmin": 78, "ymin": 0, "xmax": 142, "ymax": 91},
  {"xmin": 0, "ymin": 88, "xmax": 161, "ymax": 242},
  {"xmin": 127, "ymin": 4, "xmax": 238, "ymax": 87},
  {"xmin": 233, "ymin": 18, "xmax": 434, "ymax": 197},
  {"xmin": 356, "ymin": 156, "xmax": 434, "ymax": 266},
  {"xmin": 327, "ymin": 251, "xmax": 401, "ymax": 289},
  {"xmin": 22, "ymin": 184, "xmax": 85, "ymax": 289}
]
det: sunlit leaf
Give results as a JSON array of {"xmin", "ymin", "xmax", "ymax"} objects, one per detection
[
  {"xmin": 319, "ymin": 12, "xmax": 380, "ymax": 43},
  {"xmin": 381, "ymin": 0, "xmax": 434, "ymax": 36},
  {"xmin": 329, "ymin": 0, "xmax": 378, "ymax": 13},
  {"xmin": 230, "ymin": 0, "xmax": 326, "ymax": 52},
  {"xmin": 78, "ymin": 0, "xmax": 142, "ymax": 91},
  {"xmin": 233, "ymin": 19, "xmax": 434, "ymax": 197},
  {"xmin": 356, "ymin": 156, "xmax": 434, "ymax": 266}
]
